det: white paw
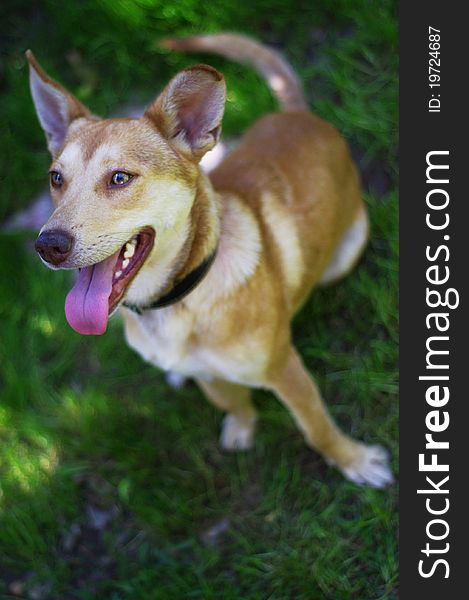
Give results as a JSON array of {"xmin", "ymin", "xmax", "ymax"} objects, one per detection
[
  {"xmin": 166, "ymin": 371, "xmax": 187, "ymax": 389},
  {"xmin": 340, "ymin": 444, "xmax": 394, "ymax": 488},
  {"xmin": 220, "ymin": 414, "xmax": 257, "ymax": 451}
]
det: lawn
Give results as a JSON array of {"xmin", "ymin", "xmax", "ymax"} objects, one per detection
[{"xmin": 0, "ymin": 1, "xmax": 398, "ymax": 598}]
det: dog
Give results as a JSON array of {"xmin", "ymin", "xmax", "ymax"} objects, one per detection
[{"xmin": 27, "ymin": 34, "xmax": 393, "ymax": 487}]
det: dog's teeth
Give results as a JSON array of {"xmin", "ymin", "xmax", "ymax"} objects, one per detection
[
  {"xmin": 122, "ymin": 258, "xmax": 130, "ymax": 269},
  {"xmin": 114, "ymin": 270, "xmax": 122, "ymax": 279},
  {"xmin": 124, "ymin": 243, "xmax": 135, "ymax": 259}
]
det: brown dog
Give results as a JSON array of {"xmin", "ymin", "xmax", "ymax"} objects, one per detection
[{"xmin": 28, "ymin": 34, "xmax": 393, "ymax": 487}]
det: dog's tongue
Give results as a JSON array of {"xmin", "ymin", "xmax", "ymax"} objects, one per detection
[{"xmin": 65, "ymin": 251, "xmax": 120, "ymax": 335}]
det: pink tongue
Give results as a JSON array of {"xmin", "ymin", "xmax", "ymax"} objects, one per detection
[{"xmin": 65, "ymin": 251, "xmax": 120, "ymax": 335}]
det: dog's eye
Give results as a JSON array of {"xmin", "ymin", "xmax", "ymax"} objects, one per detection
[
  {"xmin": 50, "ymin": 171, "xmax": 63, "ymax": 187},
  {"xmin": 111, "ymin": 172, "xmax": 132, "ymax": 186}
]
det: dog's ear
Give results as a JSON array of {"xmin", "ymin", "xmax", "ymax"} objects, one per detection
[
  {"xmin": 26, "ymin": 50, "xmax": 92, "ymax": 156},
  {"xmin": 145, "ymin": 64, "xmax": 226, "ymax": 161}
]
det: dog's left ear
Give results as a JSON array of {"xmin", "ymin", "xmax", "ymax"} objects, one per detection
[
  {"xmin": 26, "ymin": 50, "xmax": 93, "ymax": 156},
  {"xmin": 145, "ymin": 64, "xmax": 226, "ymax": 162}
]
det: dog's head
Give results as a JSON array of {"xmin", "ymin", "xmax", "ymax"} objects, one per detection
[{"xmin": 27, "ymin": 51, "xmax": 225, "ymax": 335}]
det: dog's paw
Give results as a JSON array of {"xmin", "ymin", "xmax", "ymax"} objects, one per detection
[
  {"xmin": 220, "ymin": 414, "xmax": 257, "ymax": 451},
  {"xmin": 338, "ymin": 444, "xmax": 394, "ymax": 488}
]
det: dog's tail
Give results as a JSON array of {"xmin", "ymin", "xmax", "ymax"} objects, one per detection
[{"xmin": 160, "ymin": 33, "xmax": 308, "ymax": 112}]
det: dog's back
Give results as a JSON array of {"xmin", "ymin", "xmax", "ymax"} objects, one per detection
[{"xmin": 164, "ymin": 34, "xmax": 366, "ymax": 312}]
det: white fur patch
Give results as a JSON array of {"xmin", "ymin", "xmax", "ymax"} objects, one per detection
[
  {"xmin": 319, "ymin": 206, "xmax": 369, "ymax": 285},
  {"xmin": 200, "ymin": 141, "xmax": 227, "ymax": 173},
  {"xmin": 136, "ymin": 306, "xmax": 195, "ymax": 371},
  {"xmin": 57, "ymin": 141, "xmax": 84, "ymax": 169},
  {"xmin": 260, "ymin": 192, "xmax": 303, "ymax": 295},
  {"xmin": 268, "ymin": 74, "xmax": 286, "ymax": 93},
  {"xmin": 339, "ymin": 444, "xmax": 394, "ymax": 488},
  {"xmin": 220, "ymin": 414, "xmax": 257, "ymax": 450},
  {"xmin": 191, "ymin": 195, "xmax": 262, "ymax": 303}
]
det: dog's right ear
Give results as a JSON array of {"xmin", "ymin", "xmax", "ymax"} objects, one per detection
[
  {"xmin": 145, "ymin": 64, "xmax": 226, "ymax": 162},
  {"xmin": 26, "ymin": 50, "xmax": 92, "ymax": 156}
]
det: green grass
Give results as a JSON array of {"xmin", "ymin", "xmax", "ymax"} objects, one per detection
[{"xmin": 1, "ymin": 1, "xmax": 398, "ymax": 598}]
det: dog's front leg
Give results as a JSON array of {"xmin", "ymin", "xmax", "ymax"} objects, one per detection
[
  {"xmin": 266, "ymin": 347, "xmax": 393, "ymax": 488},
  {"xmin": 196, "ymin": 378, "xmax": 258, "ymax": 451}
]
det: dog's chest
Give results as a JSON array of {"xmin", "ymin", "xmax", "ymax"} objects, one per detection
[
  {"xmin": 123, "ymin": 308, "xmax": 191, "ymax": 368},
  {"xmin": 122, "ymin": 307, "xmax": 216, "ymax": 378},
  {"xmin": 122, "ymin": 306, "xmax": 266, "ymax": 384}
]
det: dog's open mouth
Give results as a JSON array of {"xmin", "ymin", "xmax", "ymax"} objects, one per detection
[{"xmin": 65, "ymin": 227, "xmax": 155, "ymax": 335}]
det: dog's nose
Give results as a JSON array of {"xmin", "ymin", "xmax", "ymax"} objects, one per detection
[{"xmin": 35, "ymin": 230, "xmax": 74, "ymax": 265}]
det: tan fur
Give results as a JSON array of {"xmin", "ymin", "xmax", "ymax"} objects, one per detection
[{"xmin": 28, "ymin": 35, "xmax": 392, "ymax": 488}]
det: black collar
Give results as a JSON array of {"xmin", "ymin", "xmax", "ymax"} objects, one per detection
[{"xmin": 123, "ymin": 248, "xmax": 217, "ymax": 315}]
